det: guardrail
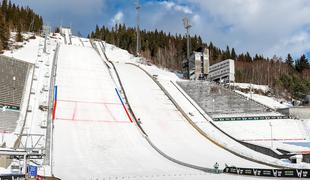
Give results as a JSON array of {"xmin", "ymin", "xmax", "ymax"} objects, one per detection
[
  {"xmin": 90, "ymin": 39, "xmax": 111, "ymax": 69},
  {"xmin": 44, "ymin": 43, "xmax": 60, "ymax": 168}
]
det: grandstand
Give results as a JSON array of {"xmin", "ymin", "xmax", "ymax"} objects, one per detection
[
  {"xmin": 176, "ymin": 80, "xmax": 309, "ymax": 153},
  {"xmin": 0, "ymin": 110, "xmax": 19, "ymax": 133},
  {"xmin": 0, "ymin": 56, "xmax": 32, "ymax": 133},
  {"xmin": 177, "ymin": 80, "xmax": 284, "ymax": 120},
  {"xmin": 0, "ymin": 56, "xmax": 31, "ymax": 109}
]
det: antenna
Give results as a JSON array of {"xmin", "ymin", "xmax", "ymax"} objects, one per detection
[
  {"xmin": 136, "ymin": 0, "xmax": 141, "ymax": 56},
  {"xmin": 183, "ymin": 17, "xmax": 192, "ymax": 79}
]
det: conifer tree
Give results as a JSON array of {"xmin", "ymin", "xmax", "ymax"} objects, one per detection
[
  {"xmin": 0, "ymin": 10, "xmax": 9, "ymax": 49},
  {"xmin": 231, "ymin": 48, "xmax": 237, "ymax": 60},
  {"xmin": 295, "ymin": 54, "xmax": 309, "ymax": 72},
  {"xmin": 0, "ymin": 0, "xmax": 43, "ymax": 49},
  {"xmin": 15, "ymin": 23, "xmax": 22, "ymax": 42},
  {"xmin": 285, "ymin": 53, "xmax": 294, "ymax": 68}
]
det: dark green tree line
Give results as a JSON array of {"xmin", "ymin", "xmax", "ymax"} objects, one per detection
[
  {"xmin": 0, "ymin": 0, "xmax": 43, "ymax": 51},
  {"xmin": 89, "ymin": 24, "xmax": 310, "ymax": 99},
  {"xmin": 89, "ymin": 24, "xmax": 203, "ymax": 70}
]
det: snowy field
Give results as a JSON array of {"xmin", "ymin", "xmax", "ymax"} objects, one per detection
[
  {"xmin": 115, "ymin": 63, "xmax": 274, "ymax": 169},
  {"xmin": 53, "ymin": 44, "xmax": 216, "ymax": 179},
  {"xmin": 103, "ymin": 40, "xmax": 310, "ymax": 168},
  {"xmin": 3, "ymin": 33, "xmax": 310, "ymax": 179},
  {"xmin": 3, "ymin": 35, "xmax": 43, "ymax": 64},
  {"xmin": 235, "ymin": 90, "xmax": 292, "ymax": 109},
  {"xmin": 215, "ymin": 119, "xmax": 310, "ymax": 151}
]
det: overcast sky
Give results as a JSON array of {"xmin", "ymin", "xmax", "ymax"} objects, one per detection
[{"xmin": 11, "ymin": 0, "xmax": 310, "ymax": 59}]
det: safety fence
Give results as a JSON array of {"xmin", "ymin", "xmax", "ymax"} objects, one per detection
[
  {"xmin": 224, "ymin": 166, "xmax": 310, "ymax": 178},
  {"xmin": 213, "ymin": 115, "xmax": 289, "ymax": 122}
]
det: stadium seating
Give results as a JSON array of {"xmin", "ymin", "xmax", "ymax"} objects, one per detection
[
  {"xmin": 0, "ymin": 110, "xmax": 19, "ymax": 132},
  {"xmin": 177, "ymin": 81, "xmax": 283, "ymax": 119},
  {"xmin": 0, "ymin": 56, "xmax": 30, "ymax": 108}
]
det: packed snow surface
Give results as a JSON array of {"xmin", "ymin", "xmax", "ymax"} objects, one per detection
[
  {"xmin": 53, "ymin": 45, "xmax": 211, "ymax": 179},
  {"xmin": 3, "ymin": 33, "xmax": 310, "ymax": 179},
  {"xmin": 115, "ymin": 63, "xmax": 271, "ymax": 169}
]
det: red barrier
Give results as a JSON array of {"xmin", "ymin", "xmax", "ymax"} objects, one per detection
[{"xmin": 52, "ymin": 101, "xmax": 57, "ymax": 121}]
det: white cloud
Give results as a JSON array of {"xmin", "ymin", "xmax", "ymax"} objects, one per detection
[
  {"xmin": 269, "ymin": 31, "xmax": 310, "ymax": 57},
  {"xmin": 111, "ymin": 11, "xmax": 124, "ymax": 25},
  {"xmin": 185, "ymin": 0, "xmax": 310, "ymax": 57},
  {"xmin": 160, "ymin": 1, "xmax": 193, "ymax": 14},
  {"xmin": 13, "ymin": 0, "xmax": 310, "ymax": 57},
  {"xmin": 12, "ymin": 0, "xmax": 105, "ymax": 16},
  {"xmin": 192, "ymin": 14, "xmax": 201, "ymax": 26}
]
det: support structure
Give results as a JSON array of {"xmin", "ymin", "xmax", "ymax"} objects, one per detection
[
  {"xmin": 0, "ymin": 149, "xmax": 44, "ymax": 174},
  {"xmin": 136, "ymin": 0, "xmax": 141, "ymax": 56},
  {"xmin": 183, "ymin": 17, "xmax": 192, "ymax": 79}
]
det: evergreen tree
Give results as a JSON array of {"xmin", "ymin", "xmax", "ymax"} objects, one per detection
[
  {"xmin": 285, "ymin": 53, "xmax": 294, "ymax": 68},
  {"xmin": 223, "ymin": 45, "xmax": 231, "ymax": 59},
  {"xmin": 55, "ymin": 27, "xmax": 60, "ymax": 33},
  {"xmin": 0, "ymin": 10, "xmax": 9, "ymax": 49},
  {"xmin": 88, "ymin": 24, "xmax": 310, "ymax": 100},
  {"xmin": 231, "ymin": 48, "xmax": 237, "ymax": 60},
  {"xmin": 0, "ymin": 39, "xmax": 3, "ymax": 52},
  {"xmin": 15, "ymin": 23, "xmax": 22, "ymax": 42},
  {"xmin": 295, "ymin": 54, "xmax": 309, "ymax": 72},
  {"xmin": 1, "ymin": 0, "xmax": 7, "ymax": 19},
  {"xmin": 0, "ymin": 0, "xmax": 43, "ymax": 49},
  {"xmin": 245, "ymin": 52, "xmax": 252, "ymax": 61}
]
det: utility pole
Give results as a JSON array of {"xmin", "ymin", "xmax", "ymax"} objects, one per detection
[
  {"xmin": 269, "ymin": 122, "xmax": 273, "ymax": 149},
  {"xmin": 183, "ymin": 17, "xmax": 192, "ymax": 79},
  {"xmin": 136, "ymin": 0, "xmax": 141, "ymax": 56}
]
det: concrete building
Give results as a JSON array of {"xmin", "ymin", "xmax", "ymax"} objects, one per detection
[
  {"xmin": 59, "ymin": 27, "xmax": 72, "ymax": 36},
  {"xmin": 208, "ymin": 59, "xmax": 235, "ymax": 83},
  {"xmin": 183, "ymin": 47, "xmax": 210, "ymax": 80}
]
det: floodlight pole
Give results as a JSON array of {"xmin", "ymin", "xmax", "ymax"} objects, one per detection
[
  {"xmin": 183, "ymin": 17, "xmax": 192, "ymax": 79},
  {"xmin": 136, "ymin": 0, "xmax": 141, "ymax": 56},
  {"xmin": 269, "ymin": 122, "xmax": 273, "ymax": 149}
]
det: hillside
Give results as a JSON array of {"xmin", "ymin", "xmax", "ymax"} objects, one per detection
[
  {"xmin": 0, "ymin": 0, "xmax": 43, "ymax": 52},
  {"xmin": 89, "ymin": 25, "xmax": 310, "ymax": 100}
]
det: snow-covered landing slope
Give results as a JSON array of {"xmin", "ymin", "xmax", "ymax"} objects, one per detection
[
  {"xmin": 53, "ymin": 45, "xmax": 210, "ymax": 179},
  {"xmin": 115, "ymin": 63, "xmax": 271, "ymax": 169},
  {"xmin": 103, "ymin": 41, "xmax": 310, "ymax": 169}
]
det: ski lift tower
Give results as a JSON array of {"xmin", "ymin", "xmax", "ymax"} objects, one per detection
[
  {"xmin": 136, "ymin": 0, "xmax": 141, "ymax": 56},
  {"xmin": 183, "ymin": 17, "xmax": 192, "ymax": 79}
]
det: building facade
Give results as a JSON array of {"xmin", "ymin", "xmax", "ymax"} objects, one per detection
[
  {"xmin": 183, "ymin": 48, "xmax": 210, "ymax": 80},
  {"xmin": 208, "ymin": 59, "xmax": 235, "ymax": 83}
]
